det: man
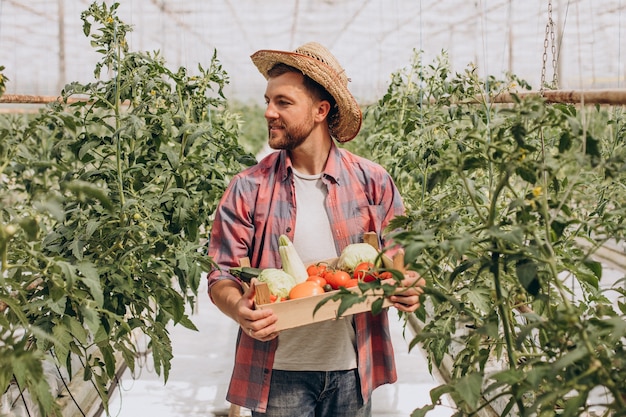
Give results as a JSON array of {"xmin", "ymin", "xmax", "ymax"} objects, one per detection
[{"xmin": 207, "ymin": 42, "xmax": 424, "ymax": 417}]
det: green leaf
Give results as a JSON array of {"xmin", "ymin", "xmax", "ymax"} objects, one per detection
[
  {"xmin": 516, "ymin": 259, "xmax": 540, "ymax": 296},
  {"xmin": 81, "ymin": 303, "xmax": 100, "ymax": 335},
  {"xmin": 58, "ymin": 261, "xmax": 77, "ymax": 289},
  {"xmin": 370, "ymin": 297, "xmax": 385, "ymax": 315},
  {"xmin": 77, "ymin": 261, "xmax": 104, "ymax": 307},
  {"xmin": 65, "ymin": 180, "xmax": 114, "ymax": 212},
  {"xmin": 65, "ymin": 315, "xmax": 88, "ymax": 345},
  {"xmin": 558, "ymin": 131, "xmax": 573, "ymax": 153},
  {"xmin": 176, "ymin": 314, "xmax": 199, "ymax": 331},
  {"xmin": 429, "ymin": 383, "xmax": 454, "ymax": 404},
  {"xmin": 450, "ymin": 235, "xmax": 472, "ymax": 256},
  {"xmin": 488, "ymin": 368, "xmax": 524, "ymax": 386},
  {"xmin": 515, "ymin": 165, "xmax": 537, "ymax": 183},
  {"xmin": 448, "ymin": 259, "xmax": 476, "ymax": 284},
  {"xmin": 454, "ymin": 372, "xmax": 483, "ymax": 408},
  {"xmin": 100, "ymin": 344, "xmax": 116, "ymax": 378},
  {"xmin": 410, "ymin": 404, "xmax": 436, "ymax": 417},
  {"xmin": 552, "ymin": 346, "xmax": 587, "ymax": 370},
  {"xmin": 583, "ymin": 259, "xmax": 602, "ymax": 281},
  {"xmin": 561, "ymin": 392, "xmax": 587, "ymax": 417}
]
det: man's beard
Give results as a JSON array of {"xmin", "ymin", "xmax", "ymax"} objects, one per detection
[{"xmin": 268, "ymin": 120, "xmax": 314, "ymax": 151}]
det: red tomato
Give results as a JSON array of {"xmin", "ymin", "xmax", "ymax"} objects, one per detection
[
  {"xmin": 344, "ymin": 278, "xmax": 359, "ymax": 288},
  {"xmin": 326, "ymin": 270, "xmax": 351, "ymax": 289},
  {"xmin": 377, "ymin": 271, "xmax": 393, "ymax": 280},
  {"xmin": 306, "ymin": 275, "xmax": 327, "ymax": 287},
  {"xmin": 307, "ymin": 263, "xmax": 328, "ymax": 277},
  {"xmin": 353, "ymin": 261, "xmax": 376, "ymax": 282}
]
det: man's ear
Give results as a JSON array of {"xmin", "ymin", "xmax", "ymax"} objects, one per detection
[{"xmin": 314, "ymin": 99, "xmax": 331, "ymax": 123}]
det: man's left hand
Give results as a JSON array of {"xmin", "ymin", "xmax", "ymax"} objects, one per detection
[{"xmin": 387, "ymin": 270, "xmax": 425, "ymax": 313}]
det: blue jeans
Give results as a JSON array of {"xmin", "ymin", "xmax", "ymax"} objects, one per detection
[{"xmin": 252, "ymin": 369, "xmax": 371, "ymax": 417}]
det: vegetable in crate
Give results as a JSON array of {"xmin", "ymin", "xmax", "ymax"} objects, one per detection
[
  {"xmin": 337, "ymin": 243, "xmax": 379, "ymax": 272},
  {"xmin": 257, "ymin": 268, "xmax": 297, "ymax": 298},
  {"xmin": 278, "ymin": 234, "xmax": 308, "ymax": 283}
]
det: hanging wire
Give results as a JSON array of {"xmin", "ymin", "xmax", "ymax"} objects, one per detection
[
  {"xmin": 619, "ymin": 0, "xmax": 623, "ymax": 88},
  {"xmin": 418, "ymin": 0, "xmax": 423, "ymax": 115},
  {"xmin": 51, "ymin": 350, "xmax": 87, "ymax": 417},
  {"xmin": 13, "ymin": 377, "xmax": 33, "ymax": 417},
  {"xmin": 556, "ymin": 0, "xmax": 571, "ymax": 82}
]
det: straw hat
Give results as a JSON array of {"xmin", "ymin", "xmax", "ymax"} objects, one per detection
[{"xmin": 250, "ymin": 42, "xmax": 362, "ymax": 142}]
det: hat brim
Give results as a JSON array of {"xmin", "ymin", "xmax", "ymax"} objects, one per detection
[{"xmin": 251, "ymin": 49, "xmax": 362, "ymax": 142}]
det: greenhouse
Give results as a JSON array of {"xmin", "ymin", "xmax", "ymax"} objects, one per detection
[{"xmin": 1, "ymin": 1, "xmax": 625, "ymax": 417}]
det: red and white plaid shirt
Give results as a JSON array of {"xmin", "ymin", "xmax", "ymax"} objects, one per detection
[{"xmin": 207, "ymin": 141, "xmax": 404, "ymax": 413}]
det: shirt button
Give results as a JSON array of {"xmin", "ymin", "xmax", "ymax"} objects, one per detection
[{"xmin": 286, "ymin": 227, "xmax": 292, "ymax": 233}]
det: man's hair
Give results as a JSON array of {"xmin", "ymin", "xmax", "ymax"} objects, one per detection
[{"xmin": 267, "ymin": 63, "xmax": 339, "ymax": 128}]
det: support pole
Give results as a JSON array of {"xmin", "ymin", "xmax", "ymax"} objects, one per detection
[{"xmin": 58, "ymin": 0, "xmax": 66, "ymax": 93}]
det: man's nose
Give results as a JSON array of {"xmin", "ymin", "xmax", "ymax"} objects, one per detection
[{"xmin": 265, "ymin": 103, "xmax": 278, "ymax": 119}]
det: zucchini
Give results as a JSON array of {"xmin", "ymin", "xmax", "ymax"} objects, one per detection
[{"xmin": 229, "ymin": 266, "xmax": 263, "ymax": 283}]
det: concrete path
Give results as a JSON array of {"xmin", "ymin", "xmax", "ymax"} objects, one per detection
[{"xmin": 105, "ymin": 279, "xmax": 453, "ymax": 417}]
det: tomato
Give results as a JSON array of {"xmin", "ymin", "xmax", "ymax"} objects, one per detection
[
  {"xmin": 306, "ymin": 275, "xmax": 327, "ymax": 287},
  {"xmin": 377, "ymin": 271, "xmax": 393, "ymax": 280},
  {"xmin": 325, "ymin": 270, "xmax": 351, "ymax": 289},
  {"xmin": 344, "ymin": 278, "xmax": 359, "ymax": 288},
  {"xmin": 288, "ymin": 281, "xmax": 325, "ymax": 299},
  {"xmin": 353, "ymin": 261, "xmax": 376, "ymax": 282},
  {"xmin": 307, "ymin": 263, "xmax": 328, "ymax": 277}
]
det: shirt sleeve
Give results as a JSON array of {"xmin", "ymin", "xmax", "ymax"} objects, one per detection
[{"xmin": 206, "ymin": 174, "xmax": 256, "ymax": 300}]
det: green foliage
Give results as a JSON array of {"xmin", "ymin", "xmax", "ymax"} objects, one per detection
[
  {"xmin": 0, "ymin": 2, "xmax": 254, "ymax": 415},
  {"xmin": 351, "ymin": 51, "xmax": 626, "ymax": 415},
  {"xmin": 228, "ymin": 100, "xmax": 268, "ymax": 156},
  {"xmin": 0, "ymin": 65, "xmax": 7, "ymax": 96}
]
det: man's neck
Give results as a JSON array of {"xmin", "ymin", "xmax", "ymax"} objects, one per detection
[{"xmin": 289, "ymin": 134, "xmax": 332, "ymax": 175}]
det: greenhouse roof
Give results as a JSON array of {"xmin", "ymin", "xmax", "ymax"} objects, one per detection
[{"xmin": 1, "ymin": 0, "xmax": 625, "ymax": 105}]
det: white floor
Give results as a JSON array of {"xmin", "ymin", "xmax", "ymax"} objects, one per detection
[{"xmin": 105, "ymin": 280, "xmax": 453, "ymax": 417}]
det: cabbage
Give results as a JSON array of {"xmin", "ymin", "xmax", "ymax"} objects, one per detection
[
  {"xmin": 337, "ymin": 243, "xmax": 380, "ymax": 272},
  {"xmin": 257, "ymin": 268, "xmax": 297, "ymax": 298}
]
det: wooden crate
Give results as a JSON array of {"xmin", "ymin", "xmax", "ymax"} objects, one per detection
[{"xmin": 248, "ymin": 232, "xmax": 405, "ymax": 331}]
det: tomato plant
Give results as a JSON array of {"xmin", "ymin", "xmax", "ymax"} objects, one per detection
[
  {"xmin": 0, "ymin": 3, "xmax": 255, "ymax": 415},
  {"xmin": 346, "ymin": 50, "xmax": 626, "ymax": 416}
]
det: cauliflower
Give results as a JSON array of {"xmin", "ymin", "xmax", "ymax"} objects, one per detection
[
  {"xmin": 257, "ymin": 268, "xmax": 297, "ymax": 298},
  {"xmin": 337, "ymin": 243, "xmax": 380, "ymax": 272}
]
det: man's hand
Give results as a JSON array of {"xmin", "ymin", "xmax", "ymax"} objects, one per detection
[
  {"xmin": 211, "ymin": 278, "xmax": 279, "ymax": 341},
  {"xmin": 387, "ymin": 270, "xmax": 426, "ymax": 313},
  {"xmin": 236, "ymin": 279, "xmax": 280, "ymax": 341}
]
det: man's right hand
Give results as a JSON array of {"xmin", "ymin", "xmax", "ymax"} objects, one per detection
[{"xmin": 213, "ymin": 278, "xmax": 279, "ymax": 342}]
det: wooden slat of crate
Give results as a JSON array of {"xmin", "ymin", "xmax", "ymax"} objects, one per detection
[{"xmin": 255, "ymin": 286, "xmax": 393, "ymax": 331}]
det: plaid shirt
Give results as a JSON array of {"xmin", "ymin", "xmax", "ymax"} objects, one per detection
[{"xmin": 207, "ymin": 142, "xmax": 404, "ymax": 413}]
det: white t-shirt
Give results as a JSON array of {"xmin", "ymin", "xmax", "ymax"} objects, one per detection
[{"xmin": 272, "ymin": 168, "xmax": 357, "ymax": 371}]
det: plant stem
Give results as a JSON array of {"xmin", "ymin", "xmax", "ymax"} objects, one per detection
[
  {"xmin": 490, "ymin": 246, "xmax": 525, "ymax": 414},
  {"xmin": 113, "ymin": 22, "xmax": 125, "ymax": 210}
]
